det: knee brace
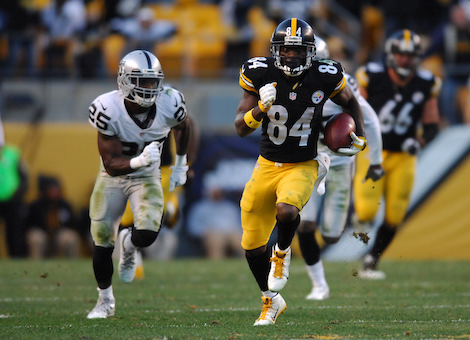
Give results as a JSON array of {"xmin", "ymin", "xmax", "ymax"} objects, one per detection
[{"xmin": 131, "ymin": 229, "xmax": 159, "ymax": 248}]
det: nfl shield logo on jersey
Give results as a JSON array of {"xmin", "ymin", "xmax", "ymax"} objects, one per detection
[{"xmin": 289, "ymin": 92, "xmax": 297, "ymax": 101}]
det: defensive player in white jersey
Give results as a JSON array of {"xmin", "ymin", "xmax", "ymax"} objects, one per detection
[
  {"xmin": 297, "ymin": 37, "xmax": 384, "ymax": 300},
  {"xmin": 86, "ymin": 50, "xmax": 191, "ymax": 319}
]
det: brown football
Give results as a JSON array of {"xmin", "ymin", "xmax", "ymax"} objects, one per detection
[{"xmin": 324, "ymin": 113, "xmax": 356, "ymax": 152}]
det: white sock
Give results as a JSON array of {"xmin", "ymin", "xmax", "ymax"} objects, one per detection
[
  {"xmin": 306, "ymin": 260, "xmax": 328, "ymax": 288},
  {"xmin": 262, "ymin": 290, "xmax": 277, "ymax": 299},
  {"xmin": 98, "ymin": 286, "xmax": 114, "ymax": 299},
  {"xmin": 275, "ymin": 244, "xmax": 290, "ymax": 252}
]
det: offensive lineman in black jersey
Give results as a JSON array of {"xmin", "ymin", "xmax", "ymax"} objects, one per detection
[
  {"xmin": 353, "ymin": 29, "xmax": 441, "ymax": 279},
  {"xmin": 235, "ymin": 18, "xmax": 367, "ymax": 325}
]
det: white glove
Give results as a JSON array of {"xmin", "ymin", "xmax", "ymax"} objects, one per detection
[
  {"xmin": 335, "ymin": 132, "xmax": 366, "ymax": 157},
  {"xmin": 130, "ymin": 141, "xmax": 160, "ymax": 169},
  {"xmin": 169, "ymin": 154, "xmax": 189, "ymax": 192},
  {"xmin": 258, "ymin": 82, "xmax": 277, "ymax": 113},
  {"xmin": 401, "ymin": 137, "xmax": 421, "ymax": 155},
  {"xmin": 314, "ymin": 152, "xmax": 330, "ymax": 195}
]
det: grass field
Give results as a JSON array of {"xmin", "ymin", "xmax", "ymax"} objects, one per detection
[{"xmin": 0, "ymin": 257, "xmax": 469, "ymax": 339}]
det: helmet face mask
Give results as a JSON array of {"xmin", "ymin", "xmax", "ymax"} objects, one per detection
[
  {"xmin": 279, "ymin": 45, "xmax": 307, "ymax": 73},
  {"xmin": 117, "ymin": 50, "xmax": 164, "ymax": 108},
  {"xmin": 385, "ymin": 29, "xmax": 422, "ymax": 79},
  {"xmin": 270, "ymin": 18, "xmax": 316, "ymax": 77}
]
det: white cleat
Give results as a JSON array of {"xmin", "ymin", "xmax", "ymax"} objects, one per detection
[
  {"xmin": 268, "ymin": 245, "xmax": 291, "ymax": 292},
  {"xmin": 306, "ymin": 285, "xmax": 330, "ymax": 300},
  {"xmin": 87, "ymin": 295, "xmax": 115, "ymax": 319},
  {"xmin": 358, "ymin": 269, "xmax": 386, "ymax": 280},
  {"xmin": 253, "ymin": 294, "xmax": 286, "ymax": 326},
  {"xmin": 118, "ymin": 228, "xmax": 137, "ymax": 283},
  {"xmin": 359, "ymin": 254, "xmax": 386, "ymax": 280}
]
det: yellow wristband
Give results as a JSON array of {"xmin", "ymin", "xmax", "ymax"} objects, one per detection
[{"xmin": 244, "ymin": 109, "xmax": 262, "ymax": 129}]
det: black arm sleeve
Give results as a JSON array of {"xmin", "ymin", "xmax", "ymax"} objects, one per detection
[{"xmin": 422, "ymin": 123, "xmax": 439, "ymax": 144}]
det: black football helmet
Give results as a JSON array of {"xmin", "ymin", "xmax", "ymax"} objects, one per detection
[
  {"xmin": 270, "ymin": 18, "xmax": 316, "ymax": 77},
  {"xmin": 384, "ymin": 29, "xmax": 422, "ymax": 79}
]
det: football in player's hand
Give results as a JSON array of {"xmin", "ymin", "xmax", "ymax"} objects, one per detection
[{"xmin": 324, "ymin": 113, "xmax": 356, "ymax": 152}]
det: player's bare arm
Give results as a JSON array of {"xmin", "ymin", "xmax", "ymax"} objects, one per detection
[
  {"xmin": 98, "ymin": 132, "xmax": 160, "ymax": 176},
  {"xmin": 169, "ymin": 114, "xmax": 192, "ymax": 192},
  {"xmin": 172, "ymin": 115, "xmax": 191, "ymax": 156},
  {"xmin": 330, "ymin": 85, "xmax": 365, "ymax": 137},
  {"xmin": 97, "ymin": 132, "xmax": 134, "ymax": 176},
  {"xmin": 235, "ymin": 91, "xmax": 265, "ymax": 137}
]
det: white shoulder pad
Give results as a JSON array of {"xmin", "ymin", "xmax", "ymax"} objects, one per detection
[
  {"xmin": 416, "ymin": 68, "xmax": 434, "ymax": 81},
  {"xmin": 366, "ymin": 62, "xmax": 384, "ymax": 73},
  {"xmin": 158, "ymin": 86, "xmax": 188, "ymax": 125},
  {"xmin": 344, "ymin": 73, "xmax": 361, "ymax": 99},
  {"xmin": 88, "ymin": 90, "xmax": 122, "ymax": 136}
]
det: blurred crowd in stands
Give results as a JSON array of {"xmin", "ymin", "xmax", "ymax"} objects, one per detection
[{"xmin": 1, "ymin": 0, "xmax": 469, "ymax": 124}]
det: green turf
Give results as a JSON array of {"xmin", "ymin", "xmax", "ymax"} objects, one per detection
[{"xmin": 0, "ymin": 258, "xmax": 469, "ymax": 339}]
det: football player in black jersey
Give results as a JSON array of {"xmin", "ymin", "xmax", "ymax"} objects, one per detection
[
  {"xmin": 353, "ymin": 29, "xmax": 441, "ymax": 279},
  {"xmin": 235, "ymin": 18, "xmax": 367, "ymax": 325}
]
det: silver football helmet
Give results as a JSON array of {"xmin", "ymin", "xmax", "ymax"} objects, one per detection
[
  {"xmin": 313, "ymin": 35, "xmax": 330, "ymax": 60},
  {"xmin": 117, "ymin": 50, "xmax": 164, "ymax": 107}
]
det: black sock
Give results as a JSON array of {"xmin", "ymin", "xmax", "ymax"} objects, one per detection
[
  {"xmin": 246, "ymin": 249, "xmax": 271, "ymax": 291},
  {"xmin": 276, "ymin": 215, "xmax": 300, "ymax": 250},
  {"xmin": 370, "ymin": 223, "xmax": 397, "ymax": 259},
  {"xmin": 92, "ymin": 245, "xmax": 114, "ymax": 289},
  {"xmin": 298, "ymin": 231, "xmax": 321, "ymax": 265}
]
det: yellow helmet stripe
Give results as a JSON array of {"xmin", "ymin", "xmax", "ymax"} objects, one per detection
[
  {"xmin": 402, "ymin": 29, "xmax": 413, "ymax": 50},
  {"xmin": 291, "ymin": 18, "xmax": 297, "ymax": 36},
  {"xmin": 403, "ymin": 29, "xmax": 411, "ymax": 43}
]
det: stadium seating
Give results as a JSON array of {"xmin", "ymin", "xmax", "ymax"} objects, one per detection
[
  {"xmin": 247, "ymin": 7, "xmax": 276, "ymax": 58},
  {"xmin": 101, "ymin": 34, "xmax": 126, "ymax": 77},
  {"xmin": 31, "ymin": 1, "xmax": 276, "ymax": 79},
  {"xmin": 151, "ymin": 3, "xmax": 226, "ymax": 78}
]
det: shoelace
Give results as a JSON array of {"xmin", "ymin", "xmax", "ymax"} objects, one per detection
[
  {"xmin": 121, "ymin": 234, "xmax": 135, "ymax": 270},
  {"xmin": 270, "ymin": 251, "xmax": 286, "ymax": 278},
  {"xmin": 122, "ymin": 251, "xmax": 135, "ymax": 269},
  {"xmin": 258, "ymin": 297, "xmax": 272, "ymax": 320},
  {"xmin": 94, "ymin": 297, "xmax": 114, "ymax": 311}
]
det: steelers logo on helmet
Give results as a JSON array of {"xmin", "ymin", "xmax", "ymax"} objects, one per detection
[
  {"xmin": 117, "ymin": 50, "xmax": 164, "ymax": 107},
  {"xmin": 270, "ymin": 18, "xmax": 316, "ymax": 77},
  {"xmin": 385, "ymin": 29, "xmax": 422, "ymax": 79}
]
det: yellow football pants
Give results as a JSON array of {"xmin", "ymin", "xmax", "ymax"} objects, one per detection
[
  {"xmin": 354, "ymin": 147, "xmax": 417, "ymax": 227},
  {"xmin": 240, "ymin": 155, "xmax": 317, "ymax": 250}
]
